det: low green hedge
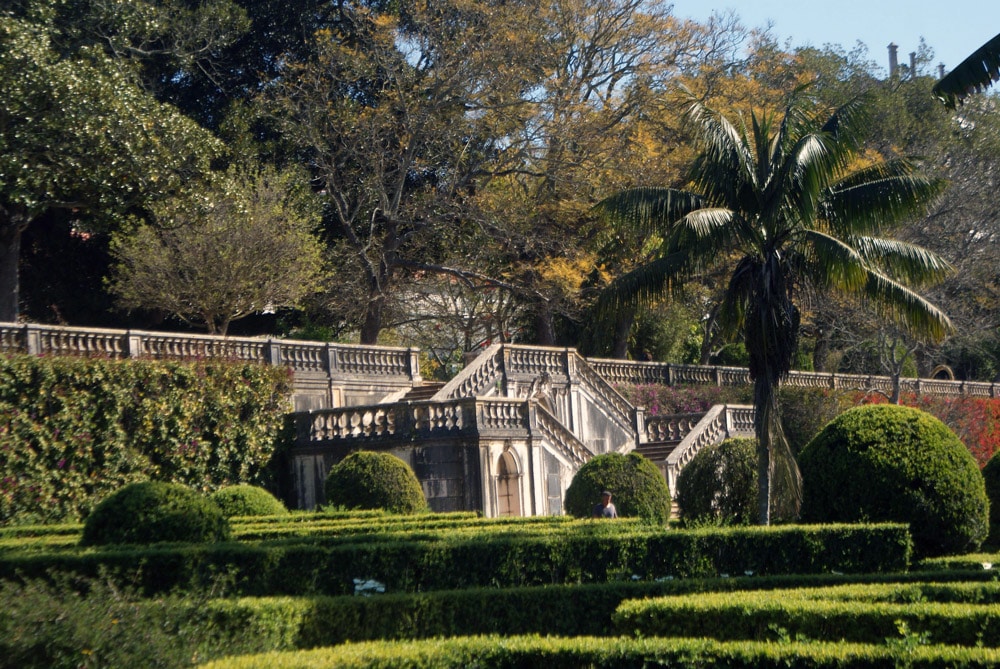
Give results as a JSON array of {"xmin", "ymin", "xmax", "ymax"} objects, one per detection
[
  {"xmin": 613, "ymin": 582, "xmax": 1000, "ymax": 645},
  {"xmin": 198, "ymin": 634, "xmax": 1000, "ymax": 669},
  {"xmin": 0, "ymin": 523, "xmax": 911, "ymax": 596},
  {"xmin": 187, "ymin": 574, "xmax": 1000, "ymax": 648}
]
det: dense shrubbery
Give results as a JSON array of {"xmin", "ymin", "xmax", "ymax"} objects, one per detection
[
  {"xmin": 324, "ymin": 451, "xmax": 426, "ymax": 514},
  {"xmin": 675, "ymin": 437, "xmax": 756, "ymax": 526},
  {"xmin": 564, "ymin": 452, "xmax": 671, "ymax": 523},
  {"xmin": 615, "ymin": 383, "xmax": 749, "ymax": 415},
  {"xmin": 800, "ymin": 404, "xmax": 989, "ymax": 556},
  {"xmin": 0, "ymin": 355, "xmax": 292, "ymax": 524},
  {"xmin": 81, "ymin": 481, "xmax": 231, "ymax": 546},
  {"xmin": 982, "ymin": 453, "xmax": 1000, "ymax": 545},
  {"xmin": 210, "ymin": 484, "xmax": 288, "ymax": 517}
]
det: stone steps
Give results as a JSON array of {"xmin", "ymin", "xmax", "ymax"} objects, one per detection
[
  {"xmin": 401, "ymin": 382, "xmax": 446, "ymax": 401},
  {"xmin": 633, "ymin": 441, "xmax": 681, "ymax": 462}
]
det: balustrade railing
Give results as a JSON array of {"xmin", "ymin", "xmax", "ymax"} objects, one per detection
[
  {"xmin": 0, "ymin": 323, "xmax": 419, "ymax": 380},
  {"xmin": 588, "ymin": 357, "xmax": 1000, "ymax": 399},
  {"xmin": 533, "ymin": 404, "xmax": 590, "ymax": 467},
  {"xmin": 643, "ymin": 412, "xmax": 704, "ymax": 443},
  {"xmin": 434, "ymin": 344, "xmax": 505, "ymax": 400},
  {"xmin": 664, "ymin": 405, "xmax": 755, "ymax": 491}
]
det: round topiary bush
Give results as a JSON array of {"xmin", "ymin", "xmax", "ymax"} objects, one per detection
[
  {"xmin": 563, "ymin": 452, "xmax": 671, "ymax": 523},
  {"xmin": 81, "ymin": 481, "xmax": 231, "ymax": 546},
  {"xmin": 799, "ymin": 403, "xmax": 988, "ymax": 557},
  {"xmin": 324, "ymin": 451, "xmax": 426, "ymax": 514},
  {"xmin": 675, "ymin": 437, "xmax": 757, "ymax": 526},
  {"xmin": 209, "ymin": 484, "xmax": 288, "ymax": 518},
  {"xmin": 982, "ymin": 452, "xmax": 1000, "ymax": 545}
]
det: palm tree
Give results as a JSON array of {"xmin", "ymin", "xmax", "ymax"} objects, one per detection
[
  {"xmin": 596, "ymin": 94, "xmax": 953, "ymax": 524},
  {"xmin": 933, "ymin": 31, "xmax": 1000, "ymax": 108}
]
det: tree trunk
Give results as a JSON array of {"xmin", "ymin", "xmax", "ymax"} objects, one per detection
[
  {"xmin": 533, "ymin": 300, "xmax": 556, "ymax": 346},
  {"xmin": 610, "ymin": 306, "xmax": 636, "ymax": 359},
  {"xmin": 359, "ymin": 292, "xmax": 385, "ymax": 345},
  {"xmin": 0, "ymin": 223, "xmax": 23, "ymax": 323}
]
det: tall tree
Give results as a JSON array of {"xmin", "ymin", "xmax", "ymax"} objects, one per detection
[
  {"xmin": 596, "ymin": 93, "xmax": 952, "ymax": 523},
  {"xmin": 0, "ymin": 8, "xmax": 220, "ymax": 322},
  {"xmin": 108, "ymin": 165, "xmax": 327, "ymax": 335},
  {"xmin": 268, "ymin": 0, "xmax": 540, "ymax": 344}
]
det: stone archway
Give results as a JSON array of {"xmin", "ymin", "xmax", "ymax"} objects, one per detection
[{"xmin": 496, "ymin": 450, "xmax": 522, "ymax": 517}]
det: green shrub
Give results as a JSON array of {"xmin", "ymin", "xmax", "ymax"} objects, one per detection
[
  {"xmin": 198, "ymin": 634, "xmax": 1000, "ymax": 669},
  {"xmin": 324, "ymin": 451, "xmax": 426, "ymax": 514},
  {"xmin": 0, "ymin": 354, "xmax": 293, "ymax": 525},
  {"xmin": 983, "ymin": 453, "xmax": 1000, "ymax": 545},
  {"xmin": 211, "ymin": 485, "xmax": 288, "ymax": 518},
  {"xmin": 799, "ymin": 404, "xmax": 989, "ymax": 556},
  {"xmin": 675, "ymin": 437, "xmax": 757, "ymax": 526},
  {"xmin": 6, "ymin": 523, "xmax": 910, "ymax": 596},
  {"xmin": 563, "ymin": 452, "xmax": 671, "ymax": 523},
  {"xmin": 81, "ymin": 481, "xmax": 231, "ymax": 546}
]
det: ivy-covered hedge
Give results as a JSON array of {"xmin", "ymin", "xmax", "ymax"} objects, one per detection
[
  {"xmin": 0, "ymin": 355, "xmax": 293, "ymax": 524},
  {"xmin": 0, "ymin": 523, "xmax": 911, "ymax": 596},
  {"xmin": 199, "ymin": 634, "xmax": 1000, "ymax": 669}
]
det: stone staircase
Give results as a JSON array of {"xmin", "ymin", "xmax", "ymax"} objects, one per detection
[
  {"xmin": 633, "ymin": 440, "xmax": 682, "ymax": 462},
  {"xmin": 399, "ymin": 381, "xmax": 446, "ymax": 401}
]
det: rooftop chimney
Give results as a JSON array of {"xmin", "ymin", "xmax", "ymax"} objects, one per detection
[
  {"xmin": 888, "ymin": 42, "xmax": 899, "ymax": 76},
  {"xmin": 938, "ymin": 62, "xmax": 946, "ymax": 79},
  {"xmin": 910, "ymin": 51, "xmax": 917, "ymax": 76}
]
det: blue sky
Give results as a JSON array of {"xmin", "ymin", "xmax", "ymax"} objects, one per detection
[{"xmin": 668, "ymin": 1, "xmax": 1000, "ymax": 76}]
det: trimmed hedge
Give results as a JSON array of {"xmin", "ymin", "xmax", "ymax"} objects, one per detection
[
  {"xmin": 563, "ymin": 452, "xmax": 671, "ymax": 523},
  {"xmin": 800, "ymin": 404, "xmax": 989, "ymax": 557},
  {"xmin": 211, "ymin": 485, "xmax": 288, "ymax": 518},
  {"xmin": 324, "ymin": 451, "xmax": 426, "ymax": 514},
  {"xmin": 199, "ymin": 634, "xmax": 1000, "ymax": 669},
  {"xmin": 0, "ymin": 523, "xmax": 911, "ymax": 596},
  {"xmin": 0, "ymin": 354, "xmax": 293, "ymax": 524},
  {"xmin": 613, "ymin": 582, "xmax": 1000, "ymax": 645},
  {"xmin": 183, "ymin": 573, "xmax": 1000, "ymax": 648},
  {"xmin": 81, "ymin": 481, "xmax": 231, "ymax": 546}
]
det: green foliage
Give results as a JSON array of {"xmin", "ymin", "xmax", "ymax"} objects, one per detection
[
  {"xmin": 108, "ymin": 164, "xmax": 327, "ymax": 335},
  {"xmin": 81, "ymin": 481, "xmax": 231, "ymax": 546},
  {"xmin": 800, "ymin": 404, "xmax": 989, "ymax": 556},
  {"xmin": 982, "ymin": 453, "xmax": 1000, "ymax": 545},
  {"xmin": 2, "ymin": 522, "xmax": 911, "ymax": 596},
  {"xmin": 210, "ymin": 484, "xmax": 287, "ymax": 518},
  {"xmin": 0, "ymin": 355, "xmax": 293, "ymax": 524},
  {"xmin": 324, "ymin": 451, "xmax": 426, "ymax": 514},
  {"xmin": 198, "ymin": 633, "xmax": 1000, "ymax": 669},
  {"xmin": 777, "ymin": 387, "xmax": 851, "ymax": 454},
  {"xmin": 613, "ymin": 581, "xmax": 1000, "ymax": 645},
  {"xmin": 0, "ymin": 571, "xmax": 277, "ymax": 669},
  {"xmin": 675, "ymin": 437, "xmax": 757, "ymax": 526},
  {"xmin": 563, "ymin": 452, "xmax": 671, "ymax": 523}
]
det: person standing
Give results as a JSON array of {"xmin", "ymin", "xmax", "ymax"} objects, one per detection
[{"xmin": 592, "ymin": 490, "xmax": 617, "ymax": 518}]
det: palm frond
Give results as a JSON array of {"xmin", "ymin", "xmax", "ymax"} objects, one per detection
[
  {"xmin": 858, "ymin": 270, "xmax": 954, "ymax": 341},
  {"xmin": 686, "ymin": 102, "xmax": 757, "ymax": 202},
  {"xmin": 849, "ymin": 236, "xmax": 954, "ymax": 286},
  {"xmin": 593, "ymin": 250, "xmax": 693, "ymax": 319},
  {"xmin": 819, "ymin": 96, "xmax": 870, "ymax": 162},
  {"xmin": 798, "ymin": 229, "xmax": 868, "ymax": 291},
  {"xmin": 933, "ymin": 31, "xmax": 1000, "ymax": 108},
  {"xmin": 823, "ymin": 165, "xmax": 945, "ymax": 235},
  {"xmin": 594, "ymin": 187, "xmax": 705, "ymax": 237},
  {"xmin": 666, "ymin": 207, "xmax": 743, "ymax": 254}
]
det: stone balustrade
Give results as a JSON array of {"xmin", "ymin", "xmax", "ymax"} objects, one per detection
[
  {"xmin": 642, "ymin": 412, "xmax": 704, "ymax": 443},
  {"xmin": 588, "ymin": 358, "xmax": 1000, "ymax": 399},
  {"xmin": 0, "ymin": 322, "xmax": 420, "ymax": 377},
  {"xmin": 664, "ymin": 404, "xmax": 756, "ymax": 491}
]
